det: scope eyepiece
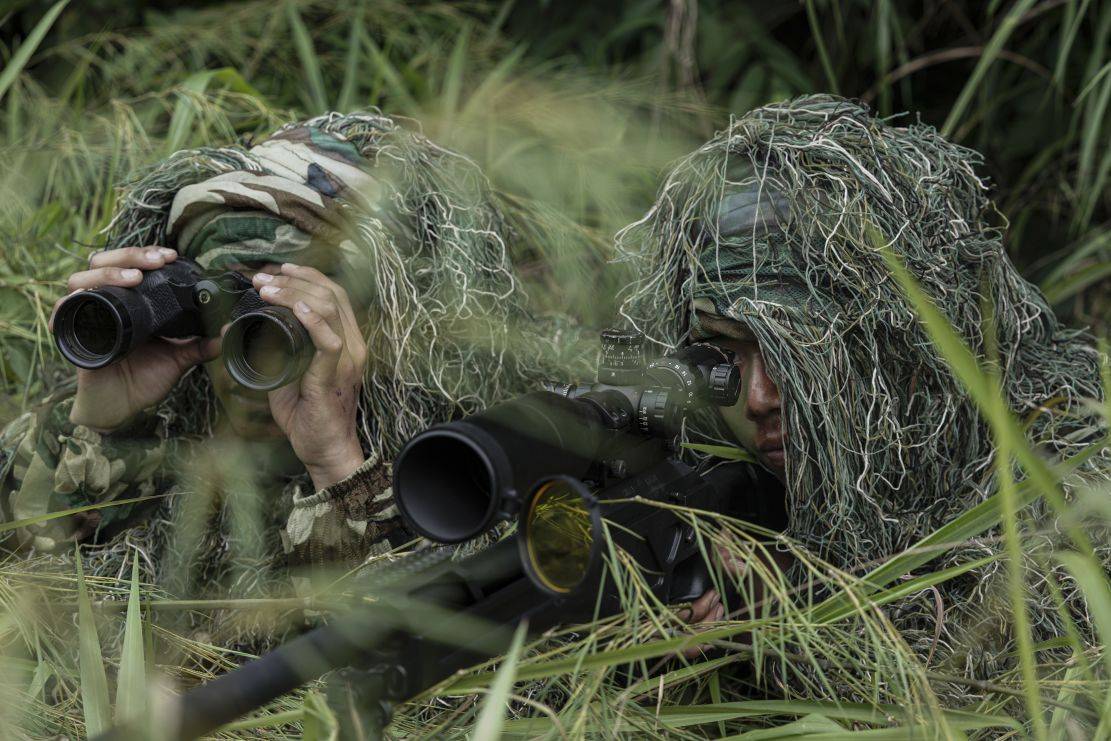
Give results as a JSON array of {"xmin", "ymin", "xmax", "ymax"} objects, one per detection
[{"xmin": 707, "ymin": 362, "xmax": 741, "ymax": 405}]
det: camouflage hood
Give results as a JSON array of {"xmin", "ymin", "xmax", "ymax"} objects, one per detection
[{"xmin": 616, "ymin": 95, "xmax": 1106, "ymax": 574}]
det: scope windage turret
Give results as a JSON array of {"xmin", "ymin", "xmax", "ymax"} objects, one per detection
[
  {"xmin": 53, "ymin": 258, "xmax": 313, "ymax": 391},
  {"xmin": 392, "ymin": 328, "xmax": 742, "ymax": 544}
]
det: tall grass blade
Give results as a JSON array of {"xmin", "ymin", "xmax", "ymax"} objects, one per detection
[
  {"xmin": 1039, "ymin": 228, "xmax": 1111, "ymax": 287},
  {"xmin": 76, "ymin": 552, "xmax": 111, "ymax": 736},
  {"xmin": 472, "ymin": 621, "xmax": 527, "ymax": 741},
  {"xmin": 1075, "ymin": 70, "xmax": 1111, "ymax": 230},
  {"xmin": 1042, "ymin": 260, "xmax": 1111, "ymax": 305},
  {"xmin": 728, "ymin": 713, "xmax": 844, "ymax": 738},
  {"xmin": 1048, "ymin": 663, "xmax": 1086, "ymax": 737},
  {"xmin": 942, "ymin": 0, "xmax": 1040, "ymax": 137},
  {"xmin": 441, "ymin": 24, "xmax": 470, "ymax": 121},
  {"xmin": 874, "ymin": 0, "xmax": 892, "ymax": 114},
  {"xmin": 165, "ymin": 68, "xmax": 260, "ymax": 154},
  {"xmin": 0, "ymin": 493, "xmax": 167, "ymax": 534},
  {"xmin": 1075, "ymin": 60, "xmax": 1111, "ymax": 102},
  {"xmin": 113, "ymin": 554, "xmax": 147, "ymax": 727},
  {"xmin": 802, "ymin": 0, "xmax": 839, "ymax": 94},
  {"xmin": 463, "ymin": 43, "xmax": 526, "ymax": 119},
  {"xmin": 357, "ymin": 28, "xmax": 418, "ymax": 112},
  {"xmin": 299, "ymin": 690, "xmax": 338, "ymax": 741},
  {"xmin": 1054, "ymin": 0, "xmax": 1093, "ymax": 88},
  {"xmin": 709, "ymin": 670, "xmax": 726, "ymax": 737},
  {"xmin": 984, "ymin": 293, "xmax": 1047, "ymax": 739},
  {"xmin": 1057, "ymin": 551, "xmax": 1111, "ymax": 676},
  {"xmin": 681, "ymin": 442, "xmax": 758, "ymax": 463},
  {"xmin": 0, "ymin": 0, "xmax": 68, "ymax": 103},
  {"xmin": 336, "ymin": 4, "xmax": 364, "ymax": 113},
  {"xmin": 485, "ymin": 0, "xmax": 515, "ymax": 45},
  {"xmin": 286, "ymin": 1, "xmax": 329, "ymax": 114}
]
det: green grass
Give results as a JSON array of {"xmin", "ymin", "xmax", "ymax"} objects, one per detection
[{"xmin": 0, "ymin": 0, "xmax": 1107, "ymax": 738}]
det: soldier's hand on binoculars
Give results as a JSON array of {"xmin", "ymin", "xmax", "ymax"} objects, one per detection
[
  {"xmin": 251, "ymin": 263, "xmax": 367, "ymax": 490},
  {"xmin": 58, "ymin": 247, "xmax": 221, "ymax": 432}
]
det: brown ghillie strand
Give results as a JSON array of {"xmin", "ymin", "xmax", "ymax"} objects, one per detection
[
  {"xmin": 60, "ymin": 112, "xmax": 593, "ymax": 654},
  {"xmin": 103, "ymin": 110, "xmax": 586, "ymax": 460},
  {"xmin": 616, "ymin": 95, "xmax": 1108, "ymax": 686}
]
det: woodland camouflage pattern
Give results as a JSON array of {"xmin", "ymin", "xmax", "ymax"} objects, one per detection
[{"xmin": 617, "ymin": 95, "xmax": 1110, "ymax": 708}]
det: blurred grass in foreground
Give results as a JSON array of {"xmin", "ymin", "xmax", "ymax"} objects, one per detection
[{"xmin": 0, "ymin": 0, "xmax": 1107, "ymax": 738}]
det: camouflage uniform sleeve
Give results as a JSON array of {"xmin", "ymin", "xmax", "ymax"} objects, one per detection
[
  {"xmin": 0, "ymin": 394, "xmax": 167, "ymax": 552},
  {"xmin": 282, "ymin": 453, "xmax": 415, "ymax": 569}
]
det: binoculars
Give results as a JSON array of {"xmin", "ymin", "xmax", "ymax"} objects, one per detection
[{"xmin": 52, "ymin": 259, "xmax": 313, "ymax": 391}]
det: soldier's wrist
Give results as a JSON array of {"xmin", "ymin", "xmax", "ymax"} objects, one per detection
[
  {"xmin": 69, "ymin": 394, "xmax": 132, "ymax": 434},
  {"xmin": 304, "ymin": 441, "xmax": 367, "ymax": 491}
]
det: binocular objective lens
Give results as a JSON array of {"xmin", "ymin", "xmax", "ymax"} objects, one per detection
[
  {"xmin": 525, "ymin": 479, "xmax": 595, "ymax": 594},
  {"xmin": 240, "ymin": 320, "xmax": 289, "ymax": 380},
  {"xmin": 72, "ymin": 300, "xmax": 120, "ymax": 357},
  {"xmin": 54, "ymin": 292, "xmax": 127, "ymax": 368},
  {"xmin": 223, "ymin": 308, "xmax": 312, "ymax": 392}
]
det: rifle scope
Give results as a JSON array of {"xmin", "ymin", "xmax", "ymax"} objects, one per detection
[
  {"xmin": 53, "ymin": 258, "xmax": 312, "ymax": 391},
  {"xmin": 392, "ymin": 329, "xmax": 741, "ymax": 544}
]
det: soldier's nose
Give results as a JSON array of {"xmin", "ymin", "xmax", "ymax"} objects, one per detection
[{"xmin": 744, "ymin": 353, "xmax": 781, "ymax": 420}]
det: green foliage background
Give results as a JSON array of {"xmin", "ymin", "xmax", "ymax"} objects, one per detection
[
  {"xmin": 0, "ymin": 1, "xmax": 1108, "ymax": 738},
  {"xmin": 0, "ymin": 0, "xmax": 1107, "ymax": 412}
]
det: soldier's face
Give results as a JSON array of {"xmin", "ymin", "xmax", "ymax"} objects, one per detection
[
  {"xmin": 204, "ymin": 262, "xmax": 286, "ymax": 440},
  {"xmin": 705, "ymin": 323, "xmax": 785, "ymax": 481}
]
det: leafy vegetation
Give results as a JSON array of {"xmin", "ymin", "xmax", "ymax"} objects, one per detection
[{"xmin": 0, "ymin": 1, "xmax": 1107, "ymax": 738}]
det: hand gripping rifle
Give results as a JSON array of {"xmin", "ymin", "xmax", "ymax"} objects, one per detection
[{"xmin": 116, "ymin": 329, "xmax": 782, "ymax": 740}]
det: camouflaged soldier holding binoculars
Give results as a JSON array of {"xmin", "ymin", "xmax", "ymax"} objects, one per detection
[{"xmin": 0, "ymin": 112, "xmax": 536, "ymax": 566}]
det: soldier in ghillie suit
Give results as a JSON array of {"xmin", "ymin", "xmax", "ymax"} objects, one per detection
[
  {"xmin": 616, "ymin": 96, "xmax": 1109, "ymax": 711},
  {"xmin": 0, "ymin": 112, "xmax": 581, "ymax": 644}
]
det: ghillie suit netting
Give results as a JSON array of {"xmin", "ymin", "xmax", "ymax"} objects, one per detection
[
  {"xmin": 616, "ymin": 95, "xmax": 1110, "ymax": 705},
  {"xmin": 3, "ymin": 112, "xmax": 593, "ymax": 673},
  {"xmin": 105, "ymin": 110, "xmax": 587, "ymax": 459}
]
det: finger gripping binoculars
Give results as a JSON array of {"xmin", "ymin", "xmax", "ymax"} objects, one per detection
[{"xmin": 53, "ymin": 259, "xmax": 312, "ymax": 391}]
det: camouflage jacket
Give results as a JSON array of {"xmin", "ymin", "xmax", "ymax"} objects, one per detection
[{"xmin": 0, "ymin": 389, "xmax": 410, "ymax": 597}]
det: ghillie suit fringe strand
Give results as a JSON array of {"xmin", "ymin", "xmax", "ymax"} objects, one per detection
[
  {"xmin": 104, "ymin": 110, "xmax": 586, "ymax": 461},
  {"xmin": 616, "ymin": 95, "xmax": 1109, "ymax": 703},
  {"xmin": 5, "ymin": 112, "xmax": 592, "ymax": 664}
]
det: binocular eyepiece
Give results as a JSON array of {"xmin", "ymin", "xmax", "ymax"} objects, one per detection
[{"xmin": 53, "ymin": 258, "xmax": 312, "ymax": 391}]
